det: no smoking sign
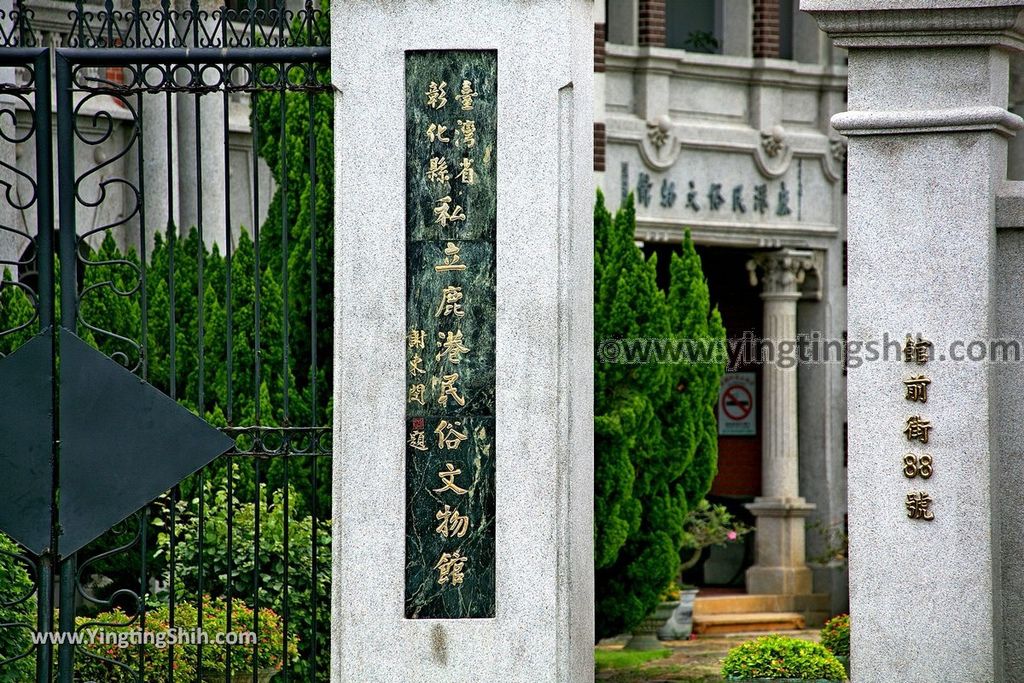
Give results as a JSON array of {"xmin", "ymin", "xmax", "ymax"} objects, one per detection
[{"xmin": 718, "ymin": 372, "xmax": 757, "ymax": 436}]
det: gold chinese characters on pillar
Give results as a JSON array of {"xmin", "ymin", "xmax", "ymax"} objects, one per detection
[
  {"xmin": 902, "ymin": 335, "xmax": 934, "ymax": 521},
  {"xmin": 405, "ymin": 51, "xmax": 497, "ymax": 619}
]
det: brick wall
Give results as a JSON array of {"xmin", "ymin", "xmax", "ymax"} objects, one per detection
[
  {"xmin": 753, "ymin": 0, "xmax": 780, "ymax": 58},
  {"xmin": 638, "ymin": 0, "xmax": 665, "ymax": 47},
  {"xmin": 594, "ymin": 22, "xmax": 606, "ymax": 72},
  {"xmin": 594, "ymin": 122, "xmax": 606, "ymax": 172}
]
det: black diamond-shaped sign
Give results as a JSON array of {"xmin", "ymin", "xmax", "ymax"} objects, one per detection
[
  {"xmin": 57, "ymin": 329, "xmax": 234, "ymax": 559},
  {"xmin": 0, "ymin": 331, "xmax": 55, "ymax": 556},
  {"xmin": 0, "ymin": 328, "xmax": 233, "ymax": 559}
]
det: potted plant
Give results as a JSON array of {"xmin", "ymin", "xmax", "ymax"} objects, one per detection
[
  {"xmin": 624, "ymin": 582, "xmax": 681, "ymax": 650},
  {"xmin": 820, "ymin": 614, "xmax": 850, "ymax": 677},
  {"xmin": 659, "ymin": 499, "xmax": 750, "ymax": 640},
  {"xmin": 721, "ymin": 635, "xmax": 847, "ymax": 682}
]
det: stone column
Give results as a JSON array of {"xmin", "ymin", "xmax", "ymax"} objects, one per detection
[
  {"xmin": 745, "ymin": 249, "xmax": 815, "ymax": 596},
  {"xmin": 803, "ymin": 2, "xmax": 1023, "ymax": 681},
  {"xmin": 174, "ymin": 0, "xmax": 232, "ymax": 250},
  {"xmin": 330, "ymin": 2, "xmax": 594, "ymax": 682},
  {"xmin": 722, "ymin": 0, "xmax": 754, "ymax": 58}
]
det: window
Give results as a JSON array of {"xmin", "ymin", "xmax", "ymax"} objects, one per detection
[
  {"xmin": 666, "ymin": 0, "xmax": 721, "ymax": 54},
  {"xmin": 779, "ymin": 0, "xmax": 795, "ymax": 60}
]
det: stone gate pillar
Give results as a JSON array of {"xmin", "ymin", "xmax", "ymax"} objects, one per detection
[
  {"xmin": 802, "ymin": 2, "xmax": 1024, "ymax": 681},
  {"xmin": 330, "ymin": 1, "xmax": 594, "ymax": 682},
  {"xmin": 746, "ymin": 249, "xmax": 816, "ymax": 596}
]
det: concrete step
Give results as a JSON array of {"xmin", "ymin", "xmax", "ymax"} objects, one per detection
[
  {"xmin": 692, "ymin": 593, "xmax": 829, "ymax": 616},
  {"xmin": 692, "ymin": 611, "xmax": 806, "ymax": 636}
]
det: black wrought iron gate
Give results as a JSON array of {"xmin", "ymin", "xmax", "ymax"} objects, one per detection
[{"xmin": 0, "ymin": 2, "xmax": 332, "ymax": 681}]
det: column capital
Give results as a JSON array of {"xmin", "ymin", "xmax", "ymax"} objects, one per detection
[
  {"xmin": 747, "ymin": 249, "xmax": 816, "ymax": 298},
  {"xmin": 800, "ymin": 1, "xmax": 1024, "ymax": 51}
]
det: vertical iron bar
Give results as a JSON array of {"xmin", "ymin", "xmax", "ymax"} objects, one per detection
[
  {"xmin": 133, "ymin": 3, "xmax": 147, "ymax": 382},
  {"xmin": 34, "ymin": 557, "xmax": 52, "ymax": 683},
  {"xmin": 56, "ymin": 54, "xmax": 77, "ymax": 330},
  {"xmin": 193, "ymin": 42, "xmax": 207, "ymax": 683},
  {"xmin": 32, "ymin": 54, "xmax": 53, "ymax": 330},
  {"xmin": 222, "ymin": 30, "xmax": 234, "ymax": 675},
  {"xmin": 130, "ymin": 7, "xmax": 150, "ymax": 677},
  {"xmin": 55, "ymin": 48, "xmax": 77, "ymax": 683},
  {"xmin": 276, "ymin": 10, "xmax": 292, "ymax": 671},
  {"xmin": 74, "ymin": 0, "xmax": 84, "ymax": 46},
  {"xmin": 252, "ymin": 458, "xmax": 261, "ymax": 680},
  {"xmin": 249, "ymin": 4, "xmax": 265, "ymax": 675},
  {"xmin": 33, "ymin": 46, "xmax": 55, "ymax": 683},
  {"xmin": 56, "ymin": 557, "xmax": 75, "ymax": 683},
  {"xmin": 307, "ymin": 86, "xmax": 319, "ymax": 683},
  {"xmin": 154, "ymin": 8, "xmax": 175, "ymax": 678},
  {"xmin": 168, "ymin": 483, "xmax": 177, "ymax": 680},
  {"xmin": 137, "ymin": 509, "xmax": 149, "ymax": 683}
]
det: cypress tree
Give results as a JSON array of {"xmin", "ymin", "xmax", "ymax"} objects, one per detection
[
  {"xmin": 0, "ymin": 268, "xmax": 37, "ymax": 356},
  {"xmin": 594, "ymin": 194, "xmax": 727, "ymax": 640}
]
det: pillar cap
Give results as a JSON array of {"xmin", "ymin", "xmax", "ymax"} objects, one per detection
[
  {"xmin": 800, "ymin": 1, "xmax": 1024, "ymax": 50},
  {"xmin": 833, "ymin": 105, "xmax": 1024, "ymax": 137}
]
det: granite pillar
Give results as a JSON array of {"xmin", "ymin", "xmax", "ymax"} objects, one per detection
[
  {"xmin": 746, "ymin": 249, "xmax": 815, "ymax": 596},
  {"xmin": 330, "ymin": 1, "xmax": 594, "ymax": 682},
  {"xmin": 803, "ymin": 2, "xmax": 1023, "ymax": 680}
]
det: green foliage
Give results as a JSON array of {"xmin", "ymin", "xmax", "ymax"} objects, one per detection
[
  {"xmin": 74, "ymin": 597, "xmax": 298, "ymax": 682},
  {"xmin": 0, "ymin": 269, "xmax": 36, "ymax": 356},
  {"xmin": 154, "ymin": 481, "xmax": 331, "ymax": 681},
  {"xmin": 594, "ymin": 648, "xmax": 672, "ymax": 672},
  {"xmin": 594, "ymin": 191, "xmax": 727, "ymax": 639},
  {"xmin": 820, "ymin": 614, "xmax": 850, "ymax": 658},
  {"xmin": 250, "ymin": 0, "xmax": 334, "ymax": 428},
  {"xmin": 721, "ymin": 636, "xmax": 847, "ymax": 681},
  {"xmin": 0, "ymin": 534, "xmax": 36, "ymax": 683}
]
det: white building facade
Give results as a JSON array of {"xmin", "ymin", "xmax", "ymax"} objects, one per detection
[{"xmin": 595, "ymin": 0, "xmax": 850, "ymax": 623}]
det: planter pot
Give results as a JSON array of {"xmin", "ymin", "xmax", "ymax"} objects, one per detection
[
  {"xmin": 658, "ymin": 588, "xmax": 699, "ymax": 640},
  {"xmin": 625, "ymin": 600, "xmax": 679, "ymax": 650},
  {"xmin": 203, "ymin": 668, "xmax": 279, "ymax": 683}
]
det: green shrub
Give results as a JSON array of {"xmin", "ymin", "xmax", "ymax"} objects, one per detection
[
  {"xmin": 0, "ymin": 533, "xmax": 36, "ymax": 683},
  {"xmin": 155, "ymin": 481, "xmax": 331, "ymax": 680},
  {"xmin": 820, "ymin": 614, "xmax": 850, "ymax": 658},
  {"xmin": 594, "ymin": 191, "xmax": 727, "ymax": 639},
  {"xmin": 74, "ymin": 597, "xmax": 298, "ymax": 682},
  {"xmin": 721, "ymin": 636, "xmax": 847, "ymax": 681}
]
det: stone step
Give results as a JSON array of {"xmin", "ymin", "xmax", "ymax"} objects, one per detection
[
  {"xmin": 692, "ymin": 611, "xmax": 806, "ymax": 636},
  {"xmin": 692, "ymin": 593, "xmax": 830, "ymax": 616}
]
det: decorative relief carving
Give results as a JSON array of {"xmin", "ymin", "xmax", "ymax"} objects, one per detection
[
  {"xmin": 639, "ymin": 114, "xmax": 681, "ymax": 170},
  {"xmin": 747, "ymin": 248, "xmax": 816, "ymax": 296},
  {"xmin": 830, "ymin": 138, "xmax": 847, "ymax": 165},
  {"xmin": 647, "ymin": 116, "xmax": 671, "ymax": 150},
  {"xmin": 761, "ymin": 125, "xmax": 787, "ymax": 158}
]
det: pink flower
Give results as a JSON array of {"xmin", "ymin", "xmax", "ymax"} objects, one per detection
[{"xmin": 727, "ymin": 531, "xmax": 737, "ymax": 541}]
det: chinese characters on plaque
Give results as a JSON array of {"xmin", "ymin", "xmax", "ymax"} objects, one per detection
[
  {"xmin": 902, "ymin": 334, "xmax": 934, "ymax": 521},
  {"xmin": 633, "ymin": 171, "xmax": 794, "ymax": 217},
  {"xmin": 405, "ymin": 51, "xmax": 496, "ymax": 619}
]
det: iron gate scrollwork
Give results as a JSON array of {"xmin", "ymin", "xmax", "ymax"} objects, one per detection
[{"xmin": 0, "ymin": 2, "xmax": 333, "ymax": 681}]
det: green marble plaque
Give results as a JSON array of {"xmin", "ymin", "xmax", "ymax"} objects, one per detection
[{"xmin": 405, "ymin": 50, "xmax": 497, "ymax": 620}]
